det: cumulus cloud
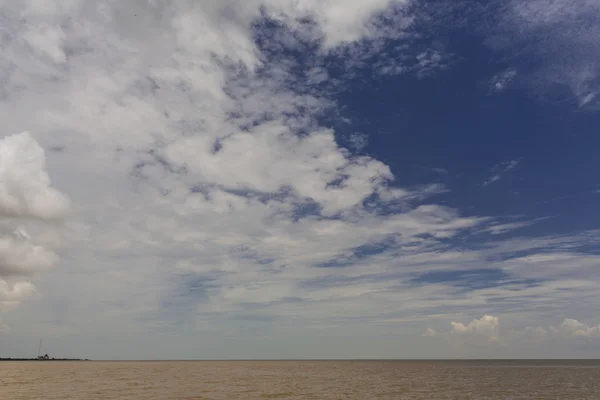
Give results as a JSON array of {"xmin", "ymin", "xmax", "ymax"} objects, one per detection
[
  {"xmin": 163, "ymin": 124, "xmax": 398, "ymax": 216},
  {"xmin": 0, "ymin": 229, "xmax": 59, "ymax": 277},
  {"xmin": 0, "ymin": 131, "xmax": 68, "ymax": 329},
  {"xmin": 0, "ymin": 132, "xmax": 70, "ymax": 220},
  {"xmin": 427, "ymin": 316, "xmax": 600, "ymax": 347},
  {"xmin": 0, "ymin": 281, "xmax": 37, "ymax": 312},
  {"xmin": 512, "ymin": 318, "xmax": 600, "ymax": 342},
  {"xmin": 451, "ymin": 315, "xmax": 500, "ymax": 341},
  {"xmin": 423, "ymin": 327, "xmax": 437, "ymax": 337},
  {"xmin": 560, "ymin": 319, "xmax": 600, "ymax": 338},
  {"xmin": 523, "ymin": 326, "xmax": 548, "ymax": 338}
]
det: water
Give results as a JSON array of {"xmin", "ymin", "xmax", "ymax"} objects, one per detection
[{"xmin": 1, "ymin": 360, "xmax": 599, "ymax": 399}]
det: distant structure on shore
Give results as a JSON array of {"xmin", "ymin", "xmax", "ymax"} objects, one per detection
[
  {"xmin": 0, "ymin": 337, "xmax": 88, "ymax": 361},
  {"xmin": 0, "ymin": 357, "xmax": 87, "ymax": 361},
  {"xmin": 37, "ymin": 338, "xmax": 44, "ymax": 359},
  {"xmin": 36, "ymin": 338, "xmax": 55, "ymax": 359}
]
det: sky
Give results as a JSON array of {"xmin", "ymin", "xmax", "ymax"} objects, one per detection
[{"xmin": 1, "ymin": 0, "xmax": 600, "ymax": 360}]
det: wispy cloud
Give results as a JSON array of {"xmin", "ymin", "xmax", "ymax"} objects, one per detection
[
  {"xmin": 347, "ymin": 132, "xmax": 369, "ymax": 152},
  {"xmin": 476, "ymin": 217, "xmax": 551, "ymax": 236},
  {"xmin": 489, "ymin": 68, "xmax": 517, "ymax": 92},
  {"xmin": 483, "ymin": 160, "xmax": 520, "ymax": 187},
  {"xmin": 491, "ymin": 0, "xmax": 600, "ymax": 109}
]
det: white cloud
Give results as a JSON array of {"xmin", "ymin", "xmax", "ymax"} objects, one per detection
[
  {"xmin": 0, "ymin": 281, "xmax": 37, "ymax": 312},
  {"xmin": 267, "ymin": 0, "xmax": 410, "ymax": 48},
  {"xmin": 478, "ymin": 221, "xmax": 531, "ymax": 235},
  {"xmin": 347, "ymin": 133, "xmax": 369, "ymax": 151},
  {"xmin": 423, "ymin": 327, "xmax": 437, "ymax": 337},
  {"xmin": 560, "ymin": 318, "xmax": 600, "ymax": 338},
  {"xmin": 0, "ymin": 1, "xmax": 464, "ymax": 344},
  {"xmin": 163, "ymin": 123, "xmax": 398, "ymax": 216},
  {"xmin": 0, "ymin": 131, "xmax": 68, "ymax": 331},
  {"xmin": 524, "ymin": 326, "xmax": 548, "ymax": 338},
  {"xmin": 0, "ymin": 229, "xmax": 59, "ymax": 278},
  {"xmin": 0, "ymin": 132, "xmax": 70, "ymax": 220},
  {"xmin": 483, "ymin": 160, "xmax": 519, "ymax": 187},
  {"xmin": 426, "ymin": 316, "xmax": 600, "ymax": 350},
  {"xmin": 451, "ymin": 315, "xmax": 500, "ymax": 341}
]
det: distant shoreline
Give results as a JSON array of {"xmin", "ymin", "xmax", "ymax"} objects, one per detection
[
  {"xmin": 81, "ymin": 359, "xmax": 600, "ymax": 362},
  {"xmin": 0, "ymin": 358, "xmax": 88, "ymax": 361}
]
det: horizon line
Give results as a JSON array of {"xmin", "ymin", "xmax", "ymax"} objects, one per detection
[{"xmin": 20, "ymin": 358, "xmax": 599, "ymax": 362}]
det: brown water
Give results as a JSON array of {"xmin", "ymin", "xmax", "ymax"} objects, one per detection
[{"xmin": 1, "ymin": 360, "xmax": 599, "ymax": 399}]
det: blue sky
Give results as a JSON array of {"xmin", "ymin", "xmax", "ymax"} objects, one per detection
[
  {"xmin": 336, "ymin": 44, "xmax": 600, "ymax": 230},
  {"xmin": 1, "ymin": 0, "xmax": 600, "ymax": 359}
]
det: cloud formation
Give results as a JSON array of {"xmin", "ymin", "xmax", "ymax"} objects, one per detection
[
  {"xmin": 483, "ymin": 160, "xmax": 520, "ymax": 187},
  {"xmin": 0, "ymin": 1, "xmax": 598, "ymax": 358},
  {"xmin": 0, "ymin": 132, "xmax": 68, "ymax": 333},
  {"xmin": 347, "ymin": 132, "xmax": 369, "ymax": 152},
  {"xmin": 423, "ymin": 327, "xmax": 437, "ymax": 337},
  {"xmin": 0, "ymin": 0, "xmax": 465, "ymax": 342},
  {"xmin": 427, "ymin": 316, "xmax": 600, "ymax": 346},
  {"xmin": 451, "ymin": 315, "xmax": 500, "ymax": 341},
  {"xmin": 0, "ymin": 281, "xmax": 37, "ymax": 313},
  {"xmin": 560, "ymin": 319, "xmax": 600, "ymax": 338},
  {"xmin": 492, "ymin": 0, "xmax": 600, "ymax": 108},
  {"xmin": 0, "ymin": 132, "xmax": 69, "ymax": 220},
  {"xmin": 489, "ymin": 69, "xmax": 517, "ymax": 92}
]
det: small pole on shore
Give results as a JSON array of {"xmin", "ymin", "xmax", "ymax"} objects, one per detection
[{"xmin": 37, "ymin": 338, "xmax": 42, "ymax": 359}]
